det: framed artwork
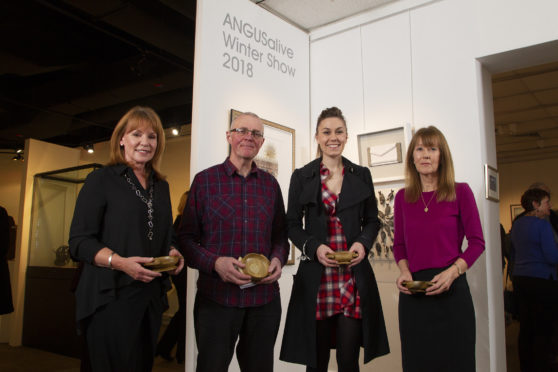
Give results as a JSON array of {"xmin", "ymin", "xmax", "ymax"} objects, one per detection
[
  {"xmin": 230, "ymin": 109, "xmax": 297, "ymax": 264},
  {"xmin": 357, "ymin": 125, "xmax": 411, "ymax": 184},
  {"xmin": 485, "ymin": 165, "xmax": 499, "ymax": 202},
  {"xmin": 510, "ymin": 204, "xmax": 524, "ymax": 224},
  {"xmin": 369, "ymin": 188, "xmax": 396, "ymax": 262},
  {"xmin": 369, "ymin": 187, "xmax": 402, "ymax": 283}
]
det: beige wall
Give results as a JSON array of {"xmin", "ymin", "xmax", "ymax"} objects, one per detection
[
  {"xmin": 10, "ymin": 139, "xmax": 81, "ymax": 345},
  {"xmin": 0, "ymin": 156, "xmax": 25, "ymax": 221},
  {"xmin": 0, "ymin": 155, "xmax": 25, "ymax": 342},
  {"xmin": 499, "ymin": 157, "xmax": 558, "ymax": 232}
]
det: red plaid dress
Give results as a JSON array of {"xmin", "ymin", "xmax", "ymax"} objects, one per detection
[{"xmin": 315, "ymin": 164, "xmax": 361, "ymax": 320}]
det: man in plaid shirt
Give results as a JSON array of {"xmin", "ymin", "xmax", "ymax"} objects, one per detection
[{"xmin": 178, "ymin": 112, "xmax": 289, "ymax": 372}]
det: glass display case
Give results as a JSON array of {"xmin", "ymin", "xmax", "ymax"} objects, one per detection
[
  {"xmin": 28, "ymin": 164, "xmax": 102, "ymax": 268},
  {"xmin": 23, "ymin": 163, "xmax": 102, "ymax": 357}
]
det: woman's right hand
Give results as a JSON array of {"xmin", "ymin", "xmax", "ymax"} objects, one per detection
[
  {"xmin": 396, "ymin": 270, "xmax": 413, "ymax": 295},
  {"xmin": 112, "ymin": 255, "xmax": 162, "ymax": 283},
  {"xmin": 316, "ymin": 244, "xmax": 339, "ymax": 267}
]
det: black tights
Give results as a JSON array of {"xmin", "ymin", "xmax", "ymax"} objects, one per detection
[{"xmin": 307, "ymin": 314, "xmax": 362, "ymax": 372}]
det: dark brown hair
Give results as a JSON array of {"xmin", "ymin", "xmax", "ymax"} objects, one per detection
[
  {"xmin": 521, "ymin": 188, "xmax": 550, "ymax": 212},
  {"xmin": 315, "ymin": 107, "xmax": 347, "ymax": 158}
]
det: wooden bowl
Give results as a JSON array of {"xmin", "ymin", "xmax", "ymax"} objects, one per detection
[
  {"xmin": 326, "ymin": 251, "xmax": 358, "ymax": 265},
  {"xmin": 239, "ymin": 253, "xmax": 270, "ymax": 281},
  {"xmin": 144, "ymin": 256, "xmax": 179, "ymax": 272},
  {"xmin": 402, "ymin": 280, "xmax": 433, "ymax": 293}
]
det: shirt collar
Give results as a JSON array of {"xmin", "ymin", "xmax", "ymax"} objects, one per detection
[
  {"xmin": 112, "ymin": 163, "xmax": 154, "ymax": 185},
  {"xmin": 224, "ymin": 157, "xmax": 259, "ymax": 177}
]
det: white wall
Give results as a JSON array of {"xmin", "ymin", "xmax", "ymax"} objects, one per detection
[
  {"xmin": 187, "ymin": 0, "xmax": 558, "ymax": 370},
  {"xmin": 307, "ymin": 0, "xmax": 558, "ymax": 370},
  {"xmin": 189, "ymin": 1, "xmax": 309, "ymax": 371}
]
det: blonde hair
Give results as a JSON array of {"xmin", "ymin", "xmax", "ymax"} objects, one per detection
[
  {"xmin": 107, "ymin": 106, "xmax": 166, "ymax": 179},
  {"xmin": 404, "ymin": 126, "xmax": 455, "ymax": 203}
]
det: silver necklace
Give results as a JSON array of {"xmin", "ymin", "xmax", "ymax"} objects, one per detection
[
  {"xmin": 124, "ymin": 173, "xmax": 154, "ymax": 240},
  {"xmin": 420, "ymin": 191, "xmax": 436, "ymax": 213}
]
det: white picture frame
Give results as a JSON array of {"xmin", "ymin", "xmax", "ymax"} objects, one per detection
[{"xmin": 485, "ymin": 164, "xmax": 499, "ymax": 202}]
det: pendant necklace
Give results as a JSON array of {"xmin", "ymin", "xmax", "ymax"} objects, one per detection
[
  {"xmin": 124, "ymin": 173, "xmax": 154, "ymax": 240},
  {"xmin": 420, "ymin": 191, "xmax": 436, "ymax": 213}
]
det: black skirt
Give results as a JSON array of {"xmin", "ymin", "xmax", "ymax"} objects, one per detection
[{"xmin": 399, "ymin": 267, "xmax": 476, "ymax": 372}]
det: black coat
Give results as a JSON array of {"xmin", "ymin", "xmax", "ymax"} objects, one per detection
[{"xmin": 280, "ymin": 157, "xmax": 389, "ymax": 367}]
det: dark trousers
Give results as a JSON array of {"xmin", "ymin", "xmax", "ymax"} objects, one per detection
[
  {"xmin": 513, "ymin": 275, "xmax": 558, "ymax": 372},
  {"xmin": 193, "ymin": 292, "xmax": 281, "ymax": 372},
  {"xmin": 86, "ymin": 281, "xmax": 164, "ymax": 372},
  {"xmin": 307, "ymin": 314, "xmax": 362, "ymax": 372}
]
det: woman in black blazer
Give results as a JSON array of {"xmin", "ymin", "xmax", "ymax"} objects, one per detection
[{"xmin": 280, "ymin": 107, "xmax": 389, "ymax": 371}]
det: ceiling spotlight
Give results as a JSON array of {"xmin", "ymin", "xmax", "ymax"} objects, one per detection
[
  {"xmin": 84, "ymin": 144, "xmax": 94, "ymax": 154},
  {"xmin": 171, "ymin": 127, "xmax": 179, "ymax": 136},
  {"xmin": 12, "ymin": 153, "xmax": 24, "ymax": 161},
  {"xmin": 16, "ymin": 149, "xmax": 23, "ymax": 154}
]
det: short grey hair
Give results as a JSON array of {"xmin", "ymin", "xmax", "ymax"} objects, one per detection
[{"xmin": 230, "ymin": 112, "xmax": 262, "ymax": 129}]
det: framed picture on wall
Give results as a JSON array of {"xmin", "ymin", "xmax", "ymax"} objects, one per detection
[
  {"xmin": 357, "ymin": 125, "xmax": 411, "ymax": 184},
  {"xmin": 484, "ymin": 165, "xmax": 499, "ymax": 202},
  {"xmin": 510, "ymin": 204, "xmax": 524, "ymax": 224},
  {"xmin": 230, "ymin": 109, "xmax": 297, "ymax": 265}
]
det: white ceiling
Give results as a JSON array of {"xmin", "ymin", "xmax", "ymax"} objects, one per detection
[
  {"xmin": 251, "ymin": 0, "xmax": 397, "ymax": 31},
  {"xmin": 253, "ymin": 0, "xmax": 558, "ymax": 165},
  {"xmin": 493, "ymin": 61, "xmax": 558, "ymax": 164}
]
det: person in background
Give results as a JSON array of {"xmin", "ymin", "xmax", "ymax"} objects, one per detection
[
  {"xmin": 178, "ymin": 112, "xmax": 289, "ymax": 372},
  {"xmin": 280, "ymin": 107, "xmax": 389, "ymax": 372},
  {"xmin": 156, "ymin": 191, "xmax": 189, "ymax": 363},
  {"xmin": 69, "ymin": 106, "xmax": 184, "ymax": 371},
  {"xmin": 510, "ymin": 188, "xmax": 558, "ymax": 372},
  {"xmin": 0, "ymin": 206, "xmax": 14, "ymax": 315},
  {"xmin": 393, "ymin": 126, "xmax": 485, "ymax": 372}
]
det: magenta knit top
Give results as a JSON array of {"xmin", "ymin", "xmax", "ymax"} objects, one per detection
[{"xmin": 393, "ymin": 182, "xmax": 485, "ymax": 273}]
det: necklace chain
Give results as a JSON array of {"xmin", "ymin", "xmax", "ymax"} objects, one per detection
[
  {"xmin": 420, "ymin": 191, "xmax": 436, "ymax": 213},
  {"xmin": 124, "ymin": 173, "xmax": 154, "ymax": 240}
]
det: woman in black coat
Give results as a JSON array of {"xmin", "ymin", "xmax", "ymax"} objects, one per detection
[
  {"xmin": 69, "ymin": 106, "xmax": 184, "ymax": 371},
  {"xmin": 280, "ymin": 107, "xmax": 389, "ymax": 371}
]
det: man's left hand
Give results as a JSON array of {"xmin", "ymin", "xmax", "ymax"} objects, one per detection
[
  {"xmin": 168, "ymin": 247, "xmax": 185, "ymax": 275},
  {"xmin": 259, "ymin": 257, "xmax": 282, "ymax": 284}
]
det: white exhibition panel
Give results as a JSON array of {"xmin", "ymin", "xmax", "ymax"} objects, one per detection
[
  {"xmin": 409, "ymin": 0, "xmax": 490, "ymax": 369},
  {"xmin": 190, "ymin": 0, "xmax": 558, "ymax": 371},
  {"xmin": 310, "ymin": 28, "xmax": 365, "ymax": 163},
  {"xmin": 361, "ymin": 12, "xmax": 413, "ymax": 136},
  {"xmin": 190, "ymin": 1, "xmax": 309, "ymax": 372},
  {"xmin": 475, "ymin": 0, "xmax": 558, "ymax": 59},
  {"xmin": 192, "ymin": 0, "xmax": 310, "ymax": 175},
  {"xmin": 309, "ymin": 0, "xmax": 518, "ymax": 370}
]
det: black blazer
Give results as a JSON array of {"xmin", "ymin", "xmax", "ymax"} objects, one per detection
[{"xmin": 280, "ymin": 157, "xmax": 389, "ymax": 367}]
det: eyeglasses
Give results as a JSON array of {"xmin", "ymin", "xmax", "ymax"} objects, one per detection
[{"xmin": 229, "ymin": 127, "xmax": 264, "ymax": 139}]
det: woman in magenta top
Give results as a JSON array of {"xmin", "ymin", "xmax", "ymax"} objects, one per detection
[{"xmin": 393, "ymin": 126, "xmax": 485, "ymax": 372}]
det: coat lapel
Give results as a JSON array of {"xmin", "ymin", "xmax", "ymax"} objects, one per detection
[{"xmin": 337, "ymin": 160, "xmax": 373, "ymax": 213}]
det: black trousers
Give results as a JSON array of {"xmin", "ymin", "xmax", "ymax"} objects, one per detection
[
  {"xmin": 307, "ymin": 314, "xmax": 362, "ymax": 372},
  {"xmin": 193, "ymin": 293, "xmax": 281, "ymax": 372},
  {"xmin": 513, "ymin": 275, "xmax": 558, "ymax": 372},
  {"xmin": 86, "ymin": 281, "xmax": 164, "ymax": 372}
]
